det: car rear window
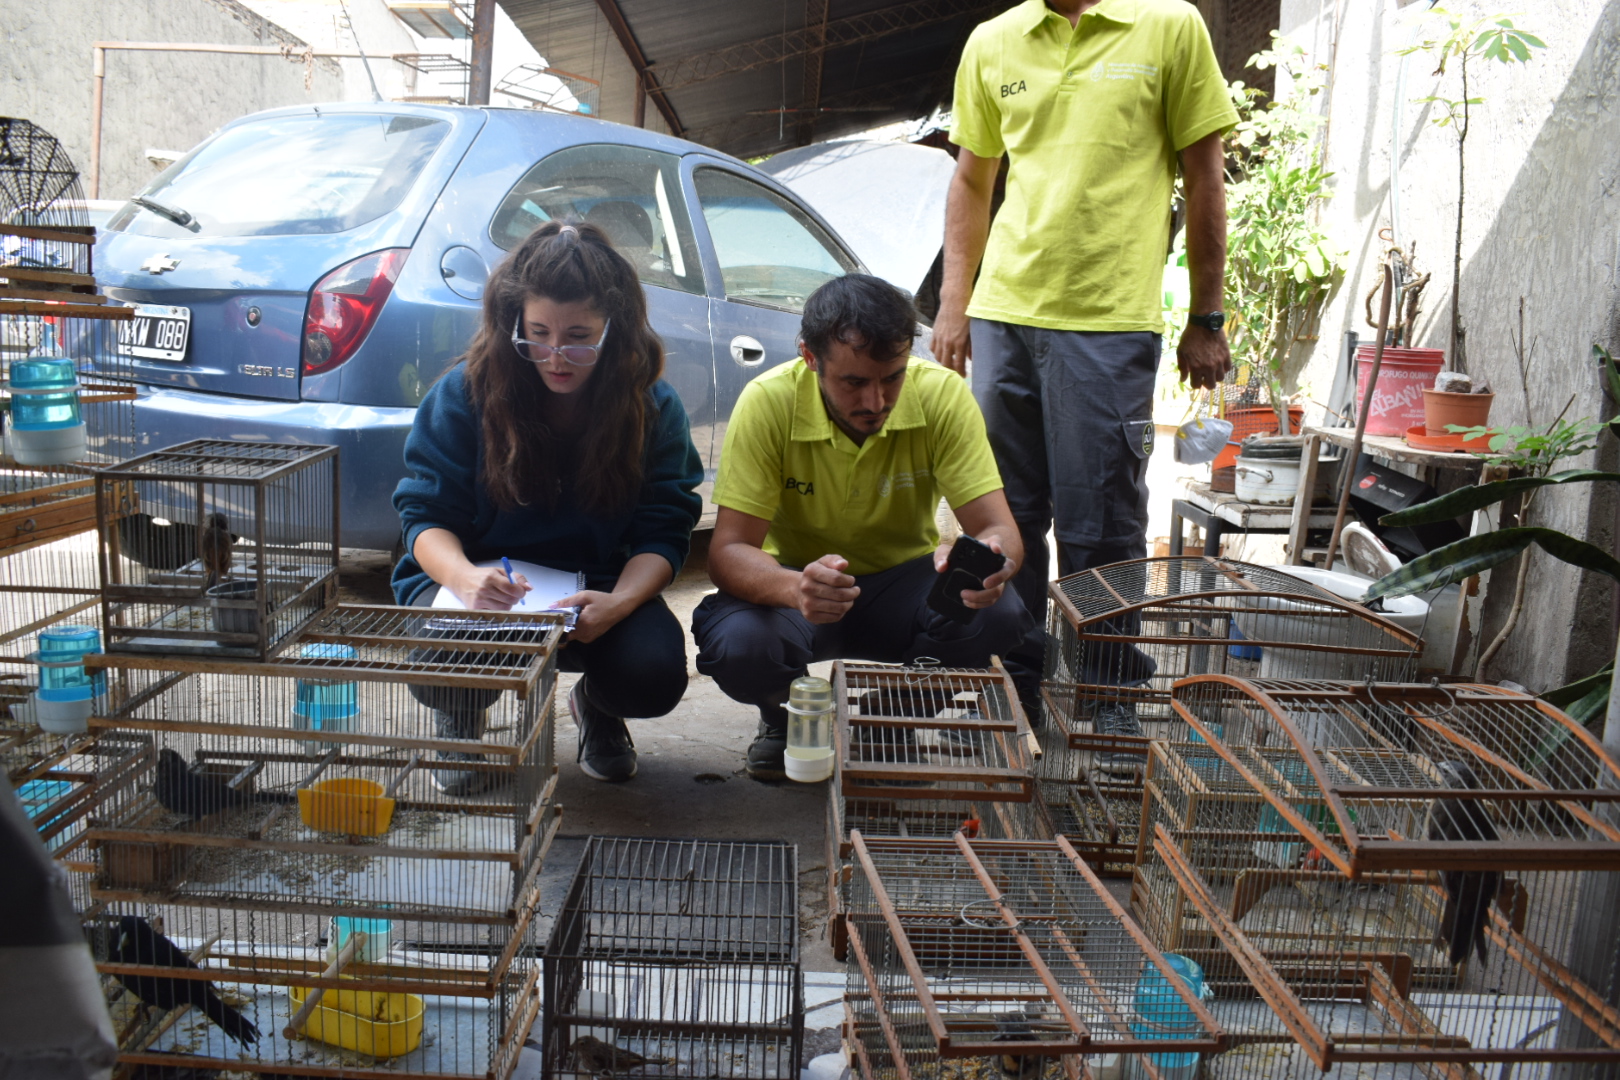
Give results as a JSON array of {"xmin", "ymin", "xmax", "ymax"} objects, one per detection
[{"xmin": 107, "ymin": 113, "xmax": 450, "ymax": 238}]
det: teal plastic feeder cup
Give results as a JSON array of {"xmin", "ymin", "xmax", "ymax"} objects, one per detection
[
  {"xmin": 295, "ymin": 643, "xmax": 359, "ymax": 749},
  {"xmin": 1131, "ymin": 953, "xmax": 1211, "ymax": 1080},
  {"xmin": 7, "ymin": 331, "xmax": 87, "ymax": 465},
  {"xmin": 30, "ymin": 625, "xmax": 104, "ymax": 734},
  {"xmin": 327, "ymin": 915, "xmax": 392, "ymax": 965}
]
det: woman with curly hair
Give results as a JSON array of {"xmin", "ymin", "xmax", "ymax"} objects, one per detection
[{"xmin": 393, "ymin": 220, "xmax": 701, "ymax": 790}]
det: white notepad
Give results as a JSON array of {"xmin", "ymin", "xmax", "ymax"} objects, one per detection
[{"xmin": 430, "ymin": 559, "xmax": 584, "ymax": 629}]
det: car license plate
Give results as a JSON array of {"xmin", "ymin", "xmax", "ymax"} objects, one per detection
[{"xmin": 118, "ymin": 304, "xmax": 191, "ymax": 362}]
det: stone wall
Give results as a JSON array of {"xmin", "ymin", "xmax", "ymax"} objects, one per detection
[
  {"xmin": 0, "ymin": 0, "xmax": 342, "ymax": 200},
  {"xmin": 1277, "ymin": 0, "xmax": 1620, "ymax": 689}
]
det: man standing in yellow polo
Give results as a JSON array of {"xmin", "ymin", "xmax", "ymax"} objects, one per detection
[
  {"xmin": 694, "ymin": 274, "xmax": 1032, "ymax": 780},
  {"xmin": 933, "ymin": 0, "xmax": 1238, "ymax": 760}
]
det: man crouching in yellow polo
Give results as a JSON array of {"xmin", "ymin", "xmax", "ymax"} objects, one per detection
[{"xmin": 692, "ymin": 274, "xmax": 1033, "ymax": 780}]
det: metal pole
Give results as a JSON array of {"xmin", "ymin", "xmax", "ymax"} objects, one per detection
[
  {"xmin": 89, "ymin": 46, "xmax": 105, "ymax": 199},
  {"xmin": 1324, "ymin": 259, "xmax": 1393, "ymax": 571},
  {"xmin": 468, "ymin": 0, "xmax": 496, "ymax": 106}
]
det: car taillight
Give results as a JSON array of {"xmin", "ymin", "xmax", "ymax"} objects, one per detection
[{"xmin": 301, "ymin": 248, "xmax": 409, "ymax": 376}]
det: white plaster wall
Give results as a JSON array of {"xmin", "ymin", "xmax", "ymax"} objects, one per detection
[
  {"xmin": 1278, "ymin": 0, "xmax": 1620, "ymax": 687},
  {"xmin": 239, "ymin": 0, "xmax": 419, "ymax": 102},
  {"xmin": 0, "ymin": 0, "xmax": 344, "ymax": 200}
]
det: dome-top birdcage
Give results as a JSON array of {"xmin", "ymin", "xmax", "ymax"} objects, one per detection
[{"xmin": 0, "ymin": 117, "xmax": 88, "ymax": 230}]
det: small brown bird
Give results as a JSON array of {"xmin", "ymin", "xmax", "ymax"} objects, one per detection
[
  {"xmin": 198, "ymin": 511, "xmax": 233, "ymax": 590},
  {"xmin": 568, "ymin": 1035, "xmax": 671, "ymax": 1075}
]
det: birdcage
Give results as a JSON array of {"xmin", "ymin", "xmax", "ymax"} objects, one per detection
[
  {"xmin": 87, "ymin": 895, "xmax": 543, "ymax": 1079},
  {"xmin": 81, "ymin": 605, "xmax": 564, "ymax": 919},
  {"xmin": 836, "ymin": 661, "xmax": 1039, "ymax": 802},
  {"xmin": 1045, "ymin": 557, "xmax": 1421, "ymax": 766},
  {"xmin": 1141, "ymin": 820, "xmax": 1620, "ymax": 1078},
  {"xmin": 1128, "ymin": 677, "xmax": 1620, "ymax": 1076},
  {"xmin": 842, "ymin": 832, "xmax": 1226, "ymax": 1079},
  {"xmin": 12, "ymin": 729, "xmax": 147, "ymax": 855},
  {"xmin": 95, "ymin": 440, "xmax": 340, "ymax": 659},
  {"xmin": 0, "ymin": 533, "xmax": 101, "ymax": 666},
  {"xmin": 541, "ymin": 836, "xmax": 802, "ymax": 1080},
  {"xmin": 1033, "ymin": 708, "xmax": 1143, "ymax": 878}
]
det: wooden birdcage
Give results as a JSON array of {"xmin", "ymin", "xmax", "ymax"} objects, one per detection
[
  {"xmin": 81, "ymin": 605, "xmax": 564, "ymax": 1078},
  {"xmin": 96, "ymin": 440, "xmax": 339, "ymax": 659},
  {"xmin": 843, "ymin": 832, "xmax": 1226, "ymax": 1079},
  {"xmin": 1124, "ymin": 677, "xmax": 1620, "ymax": 1077},
  {"xmin": 542, "ymin": 836, "xmax": 801, "ymax": 1079}
]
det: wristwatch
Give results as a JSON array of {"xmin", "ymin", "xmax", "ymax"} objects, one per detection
[{"xmin": 1188, "ymin": 310, "xmax": 1226, "ymax": 331}]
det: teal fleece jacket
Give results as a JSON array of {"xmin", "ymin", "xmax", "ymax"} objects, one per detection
[{"xmin": 390, "ymin": 365, "xmax": 702, "ymax": 604}]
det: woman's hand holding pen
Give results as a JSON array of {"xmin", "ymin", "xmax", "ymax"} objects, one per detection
[{"xmin": 455, "ymin": 566, "xmax": 530, "ymax": 610}]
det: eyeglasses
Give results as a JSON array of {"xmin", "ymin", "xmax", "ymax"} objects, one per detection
[{"xmin": 510, "ymin": 316, "xmax": 611, "ymax": 366}]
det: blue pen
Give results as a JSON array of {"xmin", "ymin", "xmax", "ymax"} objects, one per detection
[{"xmin": 501, "ymin": 557, "xmax": 515, "ymax": 584}]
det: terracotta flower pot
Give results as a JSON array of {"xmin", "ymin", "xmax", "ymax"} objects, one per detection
[
  {"xmin": 1423, "ymin": 389, "xmax": 1494, "ymax": 436},
  {"xmin": 1212, "ymin": 405, "xmax": 1305, "ymax": 471}
]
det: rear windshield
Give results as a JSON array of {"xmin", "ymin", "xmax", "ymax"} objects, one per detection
[{"xmin": 107, "ymin": 113, "xmax": 450, "ymax": 238}]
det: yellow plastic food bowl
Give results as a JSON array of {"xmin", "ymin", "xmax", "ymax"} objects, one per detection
[
  {"xmin": 288, "ymin": 983, "xmax": 425, "ymax": 1058},
  {"xmin": 298, "ymin": 778, "xmax": 396, "ymax": 835}
]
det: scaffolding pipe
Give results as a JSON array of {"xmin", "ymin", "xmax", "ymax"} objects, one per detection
[
  {"xmin": 467, "ymin": 0, "xmax": 497, "ymax": 106},
  {"xmin": 87, "ymin": 42, "xmax": 370, "ymax": 198}
]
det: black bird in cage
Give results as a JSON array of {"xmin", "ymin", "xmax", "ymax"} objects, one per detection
[
  {"xmin": 110, "ymin": 915, "xmax": 259, "ymax": 1045},
  {"xmin": 1429, "ymin": 760, "xmax": 1502, "ymax": 965},
  {"xmin": 153, "ymin": 749, "xmax": 254, "ymax": 818},
  {"xmin": 994, "ymin": 1010, "xmax": 1043, "ymax": 1077},
  {"xmin": 198, "ymin": 511, "xmax": 234, "ymax": 590}
]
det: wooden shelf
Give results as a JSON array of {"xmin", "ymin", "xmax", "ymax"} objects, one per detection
[{"xmin": 1306, "ymin": 425, "xmax": 1489, "ymax": 475}]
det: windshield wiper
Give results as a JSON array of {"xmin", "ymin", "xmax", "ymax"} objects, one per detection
[{"xmin": 132, "ymin": 196, "xmax": 197, "ymax": 230}]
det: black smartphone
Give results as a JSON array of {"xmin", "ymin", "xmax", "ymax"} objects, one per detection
[{"xmin": 926, "ymin": 534, "xmax": 1007, "ymax": 625}]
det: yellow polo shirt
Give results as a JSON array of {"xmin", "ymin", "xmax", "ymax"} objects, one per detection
[
  {"xmin": 713, "ymin": 357, "xmax": 1004, "ymax": 576},
  {"xmin": 951, "ymin": 0, "xmax": 1237, "ymax": 331}
]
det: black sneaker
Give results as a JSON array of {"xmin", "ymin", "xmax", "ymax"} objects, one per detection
[
  {"xmin": 1093, "ymin": 701, "xmax": 1145, "ymax": 778},
  {"xmin": 746, "ymin": 699, "xmax": 788, "ymax": 782},
  {"xmin": 431, "ymin": 709, "xmax": 498, "ymax": 796},
  {"xmin": 572, "ymin": 681, "xmax": 637, "ymax": 782}
]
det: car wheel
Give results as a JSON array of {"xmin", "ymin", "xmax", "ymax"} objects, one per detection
[{"xmin": 116, "ymin": 513, "xmax": 198, "ymax": 571}]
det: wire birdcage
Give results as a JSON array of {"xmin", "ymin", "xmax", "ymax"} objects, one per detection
[
  {"xmin": 1039, "ymin": 557, "xmax": 1420, "ymax": 882},
  {"xmin": 1141, "ymin": 821, "xmax": 1620, "ymax": 1078},
  {"xmin": 96, "ymin": 440, "xmax": 340, "ymax": 659},
  {"xmin": 843, "ymin": 832, "xmax": 1226, "ymax": 1079},
  {"xmin": 1128, "ymin": 677, "xmax": 1620, "ymax": 1076},
  {"xmin": 80, "ymin": 606, "xmax": 562, "ymax": 1078},
  {"xmin": 541, "ymin": 836, "xmax": 802, "ymax": 1080},
  {"xmin": 13, "ymin": 728, "xmax": 147, "ymax": 855},
  {"xmin": 836, "ymin": 661, "xmax": 1039, "ymax": 802},
  {"xmin": 1033, "ymin": 712, "xmax": 1143, "ymax": 878}
]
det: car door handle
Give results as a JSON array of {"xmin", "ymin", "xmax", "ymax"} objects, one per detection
[{"xmin": 729, "ymin": 335, "xmax": 766, "ymax": 367}]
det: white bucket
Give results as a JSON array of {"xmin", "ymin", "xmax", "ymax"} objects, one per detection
[{"xmin": 1233, "ymin": 455, "xmax": 1302, "ymax": 505}]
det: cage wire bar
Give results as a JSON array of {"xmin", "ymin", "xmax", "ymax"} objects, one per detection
[
  {"xmin": 836, "ymin": 661, "xmax": 1039, "ymax": 802},
  {"xmin": 1038, "ymin": 557, "xmax": 1421, "ymax": 880},
  {"xmin": 95, "ymin": 440, "xmax": 339, "ymax": 659},
  {"xmin": 1125, "ymin": 677, "xmax": 1620, "ymax": 1076},
  {"xmin": 542, "ymin": 836, "xmax": 802, "ymax": 1080},
  {"xmin": 79, "ymin": 606, "xmax": 564, "ymax": 1078},
  {"xmin": 843, "ymin": 832, "xmax": 1226, "ymax": 1080},
  {"xmin": 1142, "ymin": 825, "xmax": 1620, "ymax": 1078}
]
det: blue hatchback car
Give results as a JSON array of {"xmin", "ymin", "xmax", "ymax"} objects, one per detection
[{"xmin": 97, "ymin": 103, "xmax": 865, "ymax": 552}]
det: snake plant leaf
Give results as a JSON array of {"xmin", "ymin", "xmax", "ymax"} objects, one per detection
[
  {"xmin": 1543, "ymin": 664, "xmax": 1614, "ymax": 710},
  {"xmin": 1364, "ymin": 527, "xmax": 1620, "ymax": 601},
  {"xmin": 1380, "ymin": 471, "xmax": 1620, "ymax": 526}
]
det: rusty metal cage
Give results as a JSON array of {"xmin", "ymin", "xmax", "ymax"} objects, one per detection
[
  {"xmin": 836, "ymin": 661, "xmax": 1039, "ymax": 802},
  {"xmin": 78, "ymin": 607, "xmax": 563, "ymax": 1078},
  {"xmin": 1141, "ymin": 822, "xmax": 1620, "ymax": 1077},
  {"xmin": 1044, "ymin": 558, "xmax": 1421, "ymax": 768},
  {"xmin": 1034, "ymin": 712, "xmax": 1143, "ymax": 878},
  {"xmin": 87, "ymin": 896, "xmax": 543, "ymax": 1079},
  {"xmin": 81, "ymin": 605, "xmax": 563, "ymax": 919},
  {"xmin": 843, "ymin": 832, "xmax": 1226, "ymax": 1079},
  {"xmin": 1125, "ymin": 677, "xmax": 1620, "ymax": 1076},
  {"xmin": 541, "ymin": 836, "xmax": 802, "ymax": 1079},
  {"xmin": 95, "ymin": 440, "xmax": 339, "ymax": 659}
]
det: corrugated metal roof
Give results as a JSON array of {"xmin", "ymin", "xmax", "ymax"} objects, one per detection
[{"xmin": 500, "ymin": 0, "xmax": 1020, "ymax": 157}]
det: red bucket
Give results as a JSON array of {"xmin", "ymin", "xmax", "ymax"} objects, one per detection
[{"xmin": 1355, "ymin": 346, "xmax": 1444, "ymax": 436}]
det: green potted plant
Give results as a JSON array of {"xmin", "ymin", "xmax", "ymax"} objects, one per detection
[
  {"xmin": 1220, "ymin": 37, "xmax": 1344, "ymax": 469},
  {"xmin": 1399, "ymin": 9, "xmax": 1543, "ymax": 433}
]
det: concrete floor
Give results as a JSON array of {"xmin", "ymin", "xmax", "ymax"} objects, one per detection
[{"xmin": 338, "ymin": 533, "xmax": 840, "ymax": 973}]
